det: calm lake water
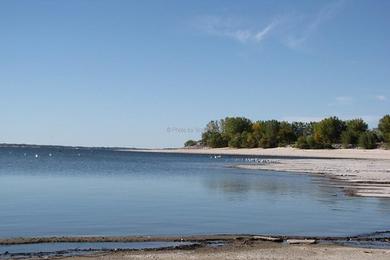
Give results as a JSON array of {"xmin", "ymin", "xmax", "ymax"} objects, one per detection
[{"xmin": 1, "ymin": 147, "xmax": 390, "ymax": 238}]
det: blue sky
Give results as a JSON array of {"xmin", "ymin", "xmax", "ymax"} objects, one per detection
[{"xmin": 0, "ymin": 0, "xmax": 389, "ymax": 147}]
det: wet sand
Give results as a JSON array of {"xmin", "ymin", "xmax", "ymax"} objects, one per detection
[
  {"xmin": 2, "ymin": 235, "xmax": 389, "ymax": 260},
  {"xmin": 124, "ymin": 147, "xmax": 390, "ymax": 198}
]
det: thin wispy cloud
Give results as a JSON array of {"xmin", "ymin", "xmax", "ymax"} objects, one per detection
[
  {"xmin": 328, "ymin": 95, "xmax": 388, "ymax": 106},
  {"xmin": 194, "ymin": 15, "xmax": 278, "ymax": 44},
  {"xmin": 193, "ymin": 0, "xmax": 345, "ymax": 50},
  {"xmin": 285, "ymin": 0, "xmax": 345, "ymax": 49},
  {"xmin": 254, "ymin": 21, "xmax": 278, "ymax": 43}
]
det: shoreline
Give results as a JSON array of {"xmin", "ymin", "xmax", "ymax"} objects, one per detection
[
  {"xmin": 122, "ymin": 147, "xmax": 390, "ymax": 160},
  {"xmin": 65, "ymin": 242, "xmax": 390, "ymax": 260},
  {"xmin": 1, "ymin": 232, "xmax": 389, "ymax": 245},
  {"xmin": 2, "ymin": 234, "xmax": 390, "ymax": 260},
  {"xmin": 234, "ymin": 159, "xmax": 390, "ymax": 197},
  {"xmin": 123, "ymin": 147, "xmax": 390, "ymax": 198}
]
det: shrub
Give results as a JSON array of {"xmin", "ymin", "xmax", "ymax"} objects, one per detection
[
  {"xmin": 184, "ymin": 140, "xmax": 198, "ymax": 147},
  {"xmin": 295, "ymin": 136, "xmax": 309, "ymax": 149},
  {"xmin": 203, "ymin": 132, "xmax": 227, "ymax": 148},
  {"xmin": 228, "ymin": 134, "xmax": 242, "ymax": 148},
  {"xmin": 259, "ymin": 120, "xmax": 280, "ymax": 148},
  {"xmin": 346, "ymin": 119, "xmax": 368, "ymax": 133},
  {"xmin": 278, "ymin": 121, "xmax": 296, "ymax": 146},
  {"xmin": 341, "ymin": 130, "xmax": 354, "ymax": 148},
  {"xmin": 292, "ymin": 122, "xmax": 314, "ymax": 137},
  {"xmin": 221, "ymin": 117, "xmax": 252, "ymax": 140},
  {"xmin": 358, "ymin": 131, "xmax": 377, "ymax": 149},
  {"xmin": 378, "ymin": 115, "xmax": 390, "ymax": 145},
  {"xmin": 259, "ymin": 136, "xmax": 278, "ymax": 148},
  {"xmin": 241, "ymin": 132, "xmax": 257, "ymax": 148},
  {"xmin": 340, "ymin": 119, "xmax": 369, "ymax": 148},
  {"xmin": 306, "ymin": 135, "xmax": 326, "ymax": 149},
  {"xmin": 313, "ymin": 117, "xmax": 346, "ymax": 145}
]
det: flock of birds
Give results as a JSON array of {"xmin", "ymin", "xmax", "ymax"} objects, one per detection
[
  {"xmin": 210, "ymin": 155, "xmax": 275, "ymax": 164},
  {"xmin": 18, "ymin": 152, "xmax": 82, "ymax": 158}
]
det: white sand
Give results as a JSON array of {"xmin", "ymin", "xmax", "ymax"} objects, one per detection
[
  {"xmin": 68, "ymin": 244, "xmax": 390, "ymax": 260},
  {"xmin": 236, "ymin": 159, "xmax": 390, "ymax": 197},
  {"xmin": 124, "ymin": 147, "xmax": 390, "ymax": 197},
  {"xmin": 127, "ymin": 147, "xmax": 390, "ymax": 160}
]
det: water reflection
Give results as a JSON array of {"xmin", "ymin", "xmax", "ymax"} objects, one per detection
[
  {"xmin": 203, "ymin": 169, "xmax": 333, "ymax": 198},
  {"xmin": 1, "ymin": 148, "xmax": 390, "ymax": 237}
]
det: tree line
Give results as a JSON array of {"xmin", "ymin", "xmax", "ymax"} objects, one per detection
[{"xmin": 185, "ymin": 115, "xmax": 390, "ymax": 149}]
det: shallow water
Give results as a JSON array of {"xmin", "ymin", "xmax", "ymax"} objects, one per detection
[
  {"xmin": 0, "ymin": 241, "xmax": 195, "ymax": 258},
  {"xmin": 1, "ymin": 147, "xmax": 390, "ymax": 238}
]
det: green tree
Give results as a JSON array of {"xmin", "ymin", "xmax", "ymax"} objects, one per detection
[
  {"xmin": 202, "ymin": 131, "xmax": 227, "ymax": 148},
  {"xmin": 201, "ymin": 120, "xmax": 227, "ymax": 147},
  {"xmin": 221, "ymin": 117, "xmax": 252, "ymax": 141},
  {"xmin": 346, "ymin": 118, "xmax": 368, "ymax": 133},
  {"xmin": 313, "ymin": 117, "xmax": 346, "ymax": 146},
  {"xmin": 341, "ymin": 118, "xmax": 368, "ymax": 147},
  {"xmin": 378, "ymin": 115, "xmax": 390, "ymax": 145},
  {"xmin": 200, "ymin": 115, "xmax": 388, "ymax": 150},
  {"xmin": 258, "ymin": 120, "xmax": 280, "ymax": 148},
  {"xmin": 292, "ymin": 122, "xmax": 314, "ymax": 137},
  {"xmin": 278, "ymin": 121, "xmax": 296, "ymax": 146},
  {"xmin": 241, "ymin": 131, "xmax": 257, "ymax": 148},
  {"xmin": 228, "ymin": 134, "xmax": 242, "ymax": 148},
  {"xmin": 307, "ymin": 135, "xmax": 324, "ymax": 149},
  {"xmin": 295, "ymin": 136, "xmax": 309, "ymax": 149},
  {"xmin": 358, "ymin": 131, "xmax": 377, "ymax": 149},
  {"xmin": 251, "ymin": 121, "xmax": 263, "ymax": 147},
  {"xmin": 184, "ymin": 140, "xmax": 197, "ymax": 147},
  {"xmin": 205, "ymin": 120, "xmax": 222, "ymax": 133},
  {"xmin": 341, "ymin": 131, "xmax": 354, "ymax": 148}
]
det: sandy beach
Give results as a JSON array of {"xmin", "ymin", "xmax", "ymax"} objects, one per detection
[
  {"xmin": 125, "ymin": 147, "xmax": 390, "ymax": 197},
  {"xmin": 3, "ymin": 234, "xmax": 390, "ymax": 260},
  {"xmin": 61, "ymin": 241, "xmax": 390, "ymax": 260},
  {"xmin": 128, "ymin": 147, "xmax": 390, "ymax": 160}
]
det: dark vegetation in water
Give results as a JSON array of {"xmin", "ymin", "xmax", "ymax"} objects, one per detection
[{"xmin": 185, "ymin": 115, "xmax": 390, "ymax": 149}]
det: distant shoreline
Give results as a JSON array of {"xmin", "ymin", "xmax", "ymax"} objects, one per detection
[
  {"xmin": 2, "ymin": 144, "xmax": 389, "ymax": 160},
  {"xmin": 0, "ymin": 143, "xmax": 138, "ymax": 150},
  {"xmin": 122, "ymin": 147, "xmax": 390, "ymax": 160}
]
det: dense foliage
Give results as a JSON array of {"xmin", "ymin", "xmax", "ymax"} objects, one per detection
[
  {"xmin": 184, "ymin": 140, "xmax": 198, "ymax": 147},
  {"xmin": 379, "ymin": 115, "xmax": 390, "ymax": 146},
  {"xmin": 187, "ymin": 115, "xmax": 390, "ymax": 149}
]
